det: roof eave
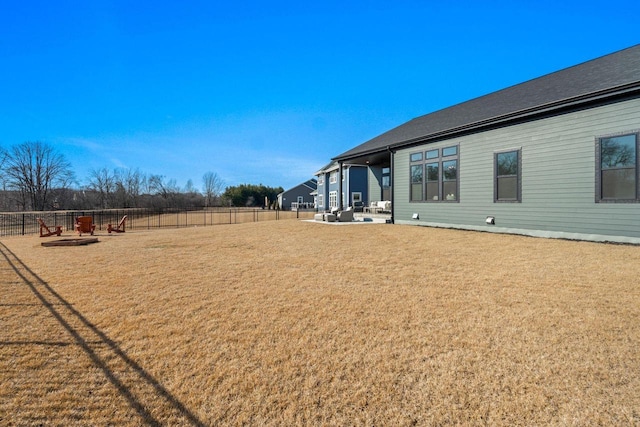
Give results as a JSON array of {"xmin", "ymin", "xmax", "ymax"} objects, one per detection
[{"xmin": 333, "ymin": 83, "xmax": 640, "ymax": 162}]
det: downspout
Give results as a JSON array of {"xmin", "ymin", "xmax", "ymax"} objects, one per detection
[{"xmin": 387, "ymin": 146, "xmax": 394, "ymax": 224}]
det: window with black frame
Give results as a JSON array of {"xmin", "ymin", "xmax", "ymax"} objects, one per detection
[
  {"xmin": 495, "ymin": 149, "xmax": 521, "ymax": 202},
  {"xmin": 597, "ymin": 133, "xmax": 638, "ymax": 201},
  {"xmin": 409, "ymin": 145, "xmax": 458, "ymax": 202},
  {"xmin": 410, "ymin": 164, "xmax": 423, "ymax": 201}
]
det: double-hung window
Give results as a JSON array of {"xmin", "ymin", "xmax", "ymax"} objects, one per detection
[
  {"xmin": 409, "ymin": 145, "xmax": 459, "ymax": 202},
  {"xmin": 596, "ymin": 132, "xmax": 639, "ymax": 202},
  {"xmin": 494, "ymin": 149, "xmax": 521, "ymax": 202}
]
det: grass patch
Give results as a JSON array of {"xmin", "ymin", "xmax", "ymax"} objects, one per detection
[{"xmin": 1, "ymin": 221, "xmax": 639, "ymax": 425}]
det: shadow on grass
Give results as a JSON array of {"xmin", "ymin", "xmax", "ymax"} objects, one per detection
[{"xmin": 0, "ymin": 242, "xmax": 206, "ymax": 426}]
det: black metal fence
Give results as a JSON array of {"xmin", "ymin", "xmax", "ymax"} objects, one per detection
[{"xmin": 0, "ymin": 207, "xmax": 316, "ymax": 238}]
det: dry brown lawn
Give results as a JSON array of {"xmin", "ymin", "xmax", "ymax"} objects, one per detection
[{"xmin": 1, "ymin": 220, "xmax": 639, "ymax": 426}]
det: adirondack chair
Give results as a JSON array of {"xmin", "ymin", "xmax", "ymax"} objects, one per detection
[
  {"xmin": 75, "ymin": 216, "xmax": 96, "ymax": 236},
  {"xmin": 107, "ymin": 215, "xmax": 127, "ymax": 233},
  {"xmin": 37, "ymin": 218, "xmax": 62, "ymax": 237}
]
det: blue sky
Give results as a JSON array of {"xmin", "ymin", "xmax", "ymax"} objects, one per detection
[{"xmin": 1, "ymin": 1, "xmax": 638, "ymax": 191}]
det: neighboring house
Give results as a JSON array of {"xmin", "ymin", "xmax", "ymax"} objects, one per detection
[
  {"xmin": 315, "ymin": 161, "xmax": 369, "ymax": 212},
  {"xmin": 277, "ymin": 179, "xmax": 317, "ymax": 210},
  {"xmin": 330, "ymin": 44, "xmax": 640, "ymax": 244}
]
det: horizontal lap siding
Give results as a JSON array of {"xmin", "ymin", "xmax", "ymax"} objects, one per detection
[
  {"xmin": 394, "ymin": 98, "xmax": 640, "ymax": 239},
  {"xmin": 369, "ymin": 167, "xmax": 382, "ymax": 203}
]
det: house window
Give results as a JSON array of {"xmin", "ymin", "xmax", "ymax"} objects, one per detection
[
  {"xmin": 329, "ymin": 191, "xmax": 337, "ymax": 208},
  {"xmin": 495, "ymin": 149, "xmax": 521, "ymax": 202},
  {"xmin": 410, "ymin": 145, "xmax": 459, "ymax": 202},
  {"xmin": 318, "ymin": 175, "xmax": 324, "ymax": 185},
  {"xmin": 426, "ymin": 163, "xmax": 439, "ymax": 200},
  {"xmin": 318, "ymin": 194, "xmax": 324, "ymax": 207},
  {"xmin": 597, "ymin": 132, "xmax": 638, "ymax": 201},
  {"xmin": 382, "ymin": 167, "xmax": 390, "ymax": 188},
  {"xmin": 381, "ymin": 167, "xmax": 391, "ymax": 201},
  {"xmin": 443, "ymin": 160, "xmax": 457, "ymax": 200},
  {"xmin": 329, "ymin": 171, "xmax": 338, "ymax": 184},
  {"xmin": 443, "ymin": 146, "xmax": 457, "ymax": 157},
  {"xmin": 410, "ymin": 164, "xmax": 423, "ymax": 201},
  {"xmin": 410, "ymin": 153, "xmax": 423, "ymax": 202}
]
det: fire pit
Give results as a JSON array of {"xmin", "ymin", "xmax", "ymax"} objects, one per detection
[{"xmin": 41, "ymin": 238, "xmax": 99, "ymax": 247}]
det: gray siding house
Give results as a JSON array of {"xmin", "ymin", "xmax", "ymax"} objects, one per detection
[
  {"xmin": 331, "ymin": 45, "xmax": 640, "ymax": 243},
  {"xmin": 277, "ymin": 179, "xmax": 317, "ymax": 210}
]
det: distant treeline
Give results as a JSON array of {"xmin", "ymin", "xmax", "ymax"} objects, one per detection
[{"xmin": 0, "ymin": 141, "xmax": 283, "ymax": 211}]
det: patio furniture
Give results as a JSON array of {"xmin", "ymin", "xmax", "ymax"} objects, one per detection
[
  {"xmin": 107, "ymin": 215, "xmax": 127, "ymax": 233},
  {"xmin": 364, "ymin": 201, "xmax": 381, "ymax": 214},
  {"xmin": 378, "ymin": 200, "xmax": 392, "ymax": 213},
  {"xmin": 337, "ymin": 207, "xmax": 354, "ymax": 222},
  {"xmin": 75, "ymin": 216, "xmax": 96, "ymax": 236},
  {"xmin": 37, "ymin": 218, "xmax": 62, "ymax": 237}
]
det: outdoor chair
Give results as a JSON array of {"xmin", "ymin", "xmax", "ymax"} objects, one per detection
[
  {"xmin": 364, "ymin": 201, "xmax": 380, "ymax": 214},
  {"xmin": 75, "ymin": 216, "xmax": 96, "ymax": 236},
  {"xmin": 337, "ymin": 207, "xmax": 354, "ymax": 222},
  {"xmin": 37, "ymin": 218, "xmax": 62, "ymax": 237},
  {"xmin": 107, "ymin": 215, "xmax": 127, "ymax": 233},
  {"xmin": 324, "ymin": 213, "xmax": 337, "ymax": 222}
]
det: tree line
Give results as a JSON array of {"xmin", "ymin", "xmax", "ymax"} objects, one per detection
[{"xmin": 0, "ymin": 141, "xmax": 283, "ymax": 212}]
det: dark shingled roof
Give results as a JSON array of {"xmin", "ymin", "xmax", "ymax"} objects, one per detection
[{"xmin": 334, "ymin": 44, "xmax": 640, "ymax": 161}]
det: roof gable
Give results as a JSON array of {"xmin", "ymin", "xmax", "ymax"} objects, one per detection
[
  {"xmin": 314, "ymin": 161, "xmax": 338, "ymax": 175},
  {"xmin": 280, "ymin": 179, "xmax": 317, "ymax": 196},
  {"xmin": 335, "ymin": 44, "xmax": 640, "ymax": 161}
]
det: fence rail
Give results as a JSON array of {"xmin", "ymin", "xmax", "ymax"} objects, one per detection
[{"xmin": 0, "ymin": 208, "xmax": 316, "ymax": 238}]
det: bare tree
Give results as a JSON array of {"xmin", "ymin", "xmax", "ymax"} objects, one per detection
[
  {"xmin": 3, "ymin": 141, "xmax": 74, "ymax": 210},
  {"xmin": 148, "ymin": 174, "xmax": 181, "ymax": 207},
  {"xmin": 87, "ymin": 167, "xmax": 116, "ymax": 208},
  {"xmin": 121, "ymin": 168, "xmax": 146, "ymax": 208},
  {"xmin": 0, "ymin": 147, "xmax": 9, "ymax": 210},
  {"xmin": 184, "ymin": 179, "xmax": 198, "ymax": 193},
  {"xmin": 202, "ymin": 171, "xmax": 225, "ymax": 207},
  {"xmin": 0, "ymin": 146, "xmax": 7, "ymax": 173}
]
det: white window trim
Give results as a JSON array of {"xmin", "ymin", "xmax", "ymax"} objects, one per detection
[{"xmin": 329, "ymin": 191, "xmax": 338, "ymax": 208}]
